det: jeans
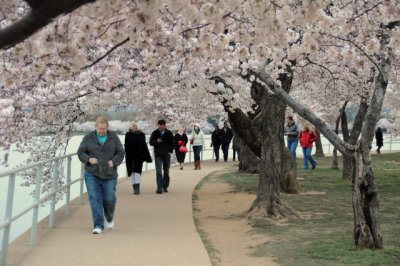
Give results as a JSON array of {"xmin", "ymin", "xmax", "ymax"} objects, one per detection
[
  {"xmin": 287, "ymin": 140, "xmax": 298, "ymax": 160},
  {"xmin": 84, "ymin": 171, "xmax": 117, "ymax": 230},
  {"xmin": 221, "ymin": 142, "xmax": 230, "ymax": 161},
  {"xmin": 155, "ymin": 154, "xmax": 171, "ymax": 190},
  {"xmin": 193, "ymin": 145, "xmax": 202, "ymax": 161},
  {"xmin": 213, "ymin": 143, "xmax": 221, "ymax": 161},
  {"xmin": 302, "ymin": 147, "xmax": 316, "ymax": 169}
]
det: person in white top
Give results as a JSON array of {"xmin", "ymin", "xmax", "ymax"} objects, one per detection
[{"xmin": 190, "ymin": 123, "xmax": 205, "ymax": 170}]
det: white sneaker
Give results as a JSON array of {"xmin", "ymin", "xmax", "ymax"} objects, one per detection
[
  {"xmin": 106, "ymin": 220, "xmax": 114, "ymax": 230},
  {"xmin": 92, "ymin": 227, "xmax": 103, "ymax": 234}
]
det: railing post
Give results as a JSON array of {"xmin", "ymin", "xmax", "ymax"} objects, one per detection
[
  {"xmin": 79, "ymin": 163, "xmax": 84, "ymax": 205},
  {"xmin": 389, "ymin": 135, "xmax": 392, "ymax": 151},
  {"xmin": 1, "ymin": 174, "xmax": 16, "ymax": 266},
  {"xmin": 65, "ymin": 157, "xmax": 72, "ymax": 215},
  {"xmin": 49, "ymin": 160, "xmax": 59, "ymax": 228},
  {"xmin": 30, "ymin": 165, "xmax": 43, "ymax": 246}
]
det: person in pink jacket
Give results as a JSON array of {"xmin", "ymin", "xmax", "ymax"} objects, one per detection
[{"xmin": 299, "ymin": 123, "xmax": 318, "ymax": 169}]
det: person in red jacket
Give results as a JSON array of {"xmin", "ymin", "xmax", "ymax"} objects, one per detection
[{"xmin": 299, "ymin": 123, "xmax": 318, "ymax": 169}]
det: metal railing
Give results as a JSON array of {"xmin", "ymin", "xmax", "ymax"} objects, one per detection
[
  {"xmin": 1, "ymin": 135, "xmax": 397, "ymax": 265},
  {"xmin": 0, "ymin": 142, "xmax": 224, "ymax": 266},
  {"xmin": 0, "ymin": 153, "xmax": 84, "ymax": 266}
]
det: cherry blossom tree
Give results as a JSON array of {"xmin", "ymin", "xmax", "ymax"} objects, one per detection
[{"xmin": 1, "ymin": 0, "xmax": 400, "ymax": 249}]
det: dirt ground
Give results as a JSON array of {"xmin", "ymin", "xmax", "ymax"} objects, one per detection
[{"xmin": 193, "ymin": 169, "xmax": 279, "ymax": 266}]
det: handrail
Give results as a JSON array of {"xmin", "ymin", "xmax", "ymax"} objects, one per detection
[
  {"xmin": 0, "ymin": 153, "xmax": 76, "ymax": 179},
  {"xmin": 0, "ymin": 135, "xmax": 398, "ymax": 266},
  {"xmin": 0, "ymin": 153, "xmax": 83, "ymax": 266}
]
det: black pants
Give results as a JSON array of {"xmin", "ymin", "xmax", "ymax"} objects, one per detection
[
  {"xmin": 175, "ymin": 150, "xmax": 186, "ymax": 163},
  {"xmin": 221, "ymin": 142, "xmax": 230, "ymax": 161},
  {"xmin": 213, "ymin": 144, "xmax": 221, "ymax": 161}
]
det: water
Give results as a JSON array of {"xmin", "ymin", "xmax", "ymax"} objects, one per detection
[{"xmin": 1, "ymin": 133, "xmax": 399, "ymax": 246}]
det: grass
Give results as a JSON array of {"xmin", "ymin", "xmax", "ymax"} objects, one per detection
[
  {"xmin": 216, "ymin": 152, "xmax": 400, "ymax": 266},
  {"xmin": 193, "ymin": 171, "xmax": 222, "ymax": 266}
]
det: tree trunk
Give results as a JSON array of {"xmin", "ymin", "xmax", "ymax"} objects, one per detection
[
  {"xmin": 341, "ymin": 106, "xmax": 352, "ymax": 179},
  {"xmin": 234, "ymin": 132, "xmax": 259, "ymax": 173},
  {"xmin": 343, "ymin": 100, "xmax": 369, "ymax": 179},
  {"xmin": 281, "ymin": 149, "xmax": 300, "ymax": 194},
  {"xmin": 331, "ymin": 147, "xmax": 339, "ymax": 169},
  {"xmin": 248, "ymin": 79, "xmax": 299, "ymax": 218},
  {"xmin": 352, "ymin": 149, "xmax": 382, "ymax": 248},
  {"xmin": 314, "ymin": 130, "xmax": 325, "ymax": 157}
]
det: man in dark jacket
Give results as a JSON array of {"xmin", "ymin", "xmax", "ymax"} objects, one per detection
[
  {"xmin": 77, "ymin": 116, "xmax": 124, "ymax": 234},
  {"xmin": 149, "ymin": 119, "xmax": 174, "ymax": 194},
  {"xmin": 211, "ymin": 125, "xmax": 221, "ymax": 162},
  {"xmin": 220, "ymin": 121, "xmax": 233, "ymax": 162}
]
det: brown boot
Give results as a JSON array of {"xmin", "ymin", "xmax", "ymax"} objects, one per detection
[
  {"xmin": 198, "ymin": 160, "xmax": 201, "ymax": 170},
  {"xmin": 194, "ymin": 161, "xmax": 197, "ymax": 170}
]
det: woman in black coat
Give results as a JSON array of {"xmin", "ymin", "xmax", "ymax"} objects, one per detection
[
  {"xmin": 125, "ymin": 122, "xmax": 152, "ymax": 194},
  {"xmin": 174, "ymin": 127, "xmax": 188, "ymax": 170},
  {"xmin": 375, "ymin": 127, "xmax": 383, "ymax": 154}
]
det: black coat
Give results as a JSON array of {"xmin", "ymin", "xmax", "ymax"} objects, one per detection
[
  {"xmin": 211, "ymin": 130, "xmax": 221, "ymax": 146},
  {"xmin": 174, "ymin": 133, "xmax": 188, "ymax": 151},
  {"xmin": 220, "ymin": 127, "xmax": 233, "ymax": 144},
  {"xmin": 375, "ymin": 129, "xmax": 383, "ymax": 147},
  {"xmin": 149, "ymin": 129, "xmax": 174, "ymax": 156},
  {"xmin": 125, "ymin": 131, "xmax": 152, "ymax": 163}
]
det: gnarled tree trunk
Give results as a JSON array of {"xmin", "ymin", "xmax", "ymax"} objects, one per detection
[
  {"xmin": 353, "ymin": 148, "xmax": 382, "ymax": 248},
  {"xmin": 234, "ymin": 133, "xmax": 259, "ymax": 173},
  {"xmin": 248, "ymin": 78, "xmax": 299, "ymax": 218}
]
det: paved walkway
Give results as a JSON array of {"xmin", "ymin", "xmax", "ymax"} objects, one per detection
[{"xmin": 6, "ymin": 160, "xmax": 236, "ymax": 266}]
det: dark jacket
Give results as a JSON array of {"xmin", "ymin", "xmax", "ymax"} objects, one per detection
[
  {"xmin": 174, "ymin": 133, "xmax": 188, "ymax": 151},
  {"xmin": 149, "ymin": 129, "xmax": 174, "ymax": 156},
  {"xmin": 285, "ymin": 122, "xmax": 299, "ymax": 141},
  {"xmin": 375, "ymin": 129, "xmax": 383, "ymax": 147},
  {"xmin": 125, "ymin": 130, "xmax": 152, "ymax": 161},
  {"xmin": 77, "ymin": 130, "xmax": 125, "ymax": 179},
  {"xmin": 211, "ymin": 129, "xmax": 221, "ymax": 146},
  {"xmin": 220, "ymin": 127, "xmax": 233, "ymax": 144}
]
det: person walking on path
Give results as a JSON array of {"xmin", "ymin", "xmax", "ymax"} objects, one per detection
[
  {"xmin": 77, "ymin": 116, "xmax": 125, "ymax": 234},
  {"xmin": 125, "ymin": 121, "xmax": 152, "ymax": 195},
  {"xmin": 220, "ymin": 121, "xmax": 233, "ymax": 162},
  {"xmin": 175, "ymin": 127, "xmax": 188, "ymax": 170},
  {"xmin": 190, "ymin": 123, "xmax": 205, "ymax": 170},
  {"xmin": 211, "ymin": 125, "xmax": 221, "ymax": 162},
  {"xmin": 375, "ymin": 127, "xmax": 384, "ymax": 154},
  {"xmin": 149, "ymin": 119, "xmax": 174, "ymax": 194},
  {"xmin": 299, "ymin": 123, "xmax": 318, "ymax": 170},
  {"xmin": 284, "ymin": 115, "xmax": 300, "ymax": 160}
]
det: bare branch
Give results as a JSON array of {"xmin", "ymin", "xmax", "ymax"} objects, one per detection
[
  {"xmin": 348, "ymin": 2, "xmax": 383, "ymax": 22},
  {"xmin": 0, "ymin": 0, "xmax": 97, "ymax": 50},
  {"xmin": 82, "ymin": 37, "xmax": 130, "ymax": 70}
]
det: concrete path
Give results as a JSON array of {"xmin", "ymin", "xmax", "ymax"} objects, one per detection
[{"xmin": 6, "ymin": 160, "xmax": 236, "ymax": 266}]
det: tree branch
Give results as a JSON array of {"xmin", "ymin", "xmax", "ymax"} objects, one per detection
[
  {"xmin": 82, "ymin": 37, "xmax": 130, "ymax": 70},
  {"xmin": 327, "ymin": 34, "xmax": 387, "ymax": 83},
  {"xmin": 252, "ymin": 67, "xmax": 356, "ymax": 155},
  {"xmin": 0, "ymin": 0, "xmax": 97, "ymax": 50}
]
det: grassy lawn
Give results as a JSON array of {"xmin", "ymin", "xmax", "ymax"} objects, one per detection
[{"xmin": 217, "ymin": 153, "xmax": 400, "ymax": 266}]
